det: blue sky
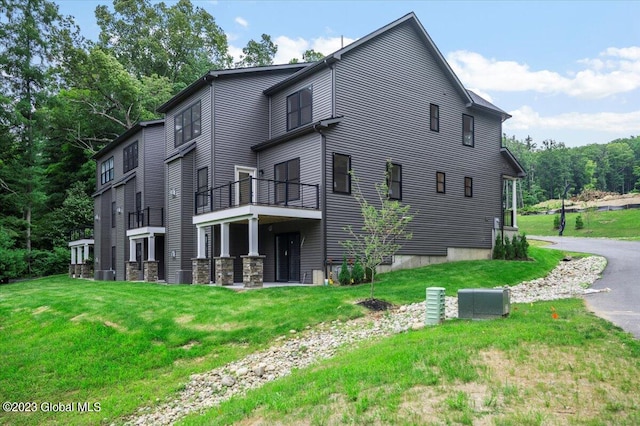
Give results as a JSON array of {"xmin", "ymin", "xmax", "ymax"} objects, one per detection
[{"xmin": 53, "ymin": 0, "xmax": 640, "ymax": 147}]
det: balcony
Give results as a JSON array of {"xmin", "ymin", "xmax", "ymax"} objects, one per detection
[
  {"xmin": 128, "ymin": 207, "xmax": 164, "ymax": 230},
  {"xmin": 69, "ymin": 226, "xmax": 94, "ymax": 242},
  {"xmin": 195, "ymin": 177, "xmax": 319, "ymax": 215}
]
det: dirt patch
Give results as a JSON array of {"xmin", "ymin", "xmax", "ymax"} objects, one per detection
[
  {"xmin": 180, "ymin": 340, "xmax": 200, "ymax": 350},
  {"xmin": 356, "ymin": 298, "xmax": 394, "ymax": 311},
  {"xmin": 103, "ymin": 321, "xmax": 127, "ymax": 332},
  {"xmin": 175, "ymin": 314, "xmax": 195, "ymax": 324}
]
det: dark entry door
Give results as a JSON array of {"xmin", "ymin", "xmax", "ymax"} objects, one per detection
[{"xmin": 275, "ymin": 233, "xmax": 300, "ymax": 282}]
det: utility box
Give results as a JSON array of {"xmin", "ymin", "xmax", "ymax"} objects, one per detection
[
  {"xmin": 425, "ymin": 287, "xmax": 446, "ymax": 325},
  {"xmin": 458, "ymin": 288, "xmax": 510, "ymax": 319}
]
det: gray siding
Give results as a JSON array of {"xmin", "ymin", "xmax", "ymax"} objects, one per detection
[
  {"xmin": 142, "ymin": 123, "xmax": 166, "ymax": 211},
  {"xmin": 270, "ymin": 67, "xmax": 332, "ymax": 139},
  {"xmin": 325, "ymin": 20, "xmax": 504, "ymax": 260},
  {"xmin": 166, "ymin": 160, "xmax": 182, "ymax": 283},
  {"xmin": 213, "ymin": 70, "xmax": 299, "ymax": 186}
]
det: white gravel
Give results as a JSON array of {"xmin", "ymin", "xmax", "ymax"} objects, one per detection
[{"xmin": 124, "ymin": 255, "xmax": 607, "ymax": 426}]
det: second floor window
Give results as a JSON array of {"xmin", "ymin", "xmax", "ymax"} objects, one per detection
[
  {"xmin": 436, "ymin": 171, "xmax": 446, "ymax": 193},
  {"xmin": 175, "ymin": 101, "xmax": 201, "ymax": 147},
  {"xmin": 287, "ymin": 87, "xmax": 312, "ymax": 130},
  {"xmin": 101, "ymin": 157, "xmax": 114, "ymax": 185},
  {"xmin": 197, "ymin": 167, "xmax": 208, "ymax": 207},
  {"xmin": 123, "ymin": 141, "xmax": 138, "ymax": 173},
  {"xmin": 387, "ymin": 163, "xmax": 402, "ymax": 200},
  {"xmin": 275, "ymin": 158, "xmax": 300, "ymax": 203},
  {"xmin": 465, "ymin": 177, "xmax": 473, "ymax": 197},
  {"xmin": 333, "ymin": 153, "xmax": 351, "ymax": 194},
  {"xmin": 463, "ymin": 114, "xmax": 474, "ymax": 147},
  {"xmin": 430, "ymin": 104, "xmax": 439, "ymax": 132}
]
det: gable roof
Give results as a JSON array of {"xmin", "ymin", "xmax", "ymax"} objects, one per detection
[
  {"xmin": 92, "ymin": 119, "xmax": 164, "ymax": 160},
  {"xmin": 467, "ymin": 90, "xmax": 512, "ymax": 121},
  {"xmin": 156, "ymin": 63, "xmax": 308, "ymax": 113},
  {"xmin": 264, "ymin": 12, "xmax": 472, "ymax": 105}
]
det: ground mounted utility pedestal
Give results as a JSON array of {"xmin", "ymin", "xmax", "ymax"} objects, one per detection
[
  {"xmin": 425, "ymin": 287, "xmax": 446, "ymax": 325},
  {"xmin": 458, "ymin": 288, "xmax": 510, "ymax": 319}
]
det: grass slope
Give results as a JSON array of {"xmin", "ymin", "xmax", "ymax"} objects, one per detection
[
  {"xmin": 517, "ymin": 208, "xmax": 640, "ymax": 240},
  {"xmin": 183, "ymin": 299, "xmax": 640, "ymax": 426},
  {"xmin": 0, "ymin": 247, "xmax": 562, "ymax": 425}
]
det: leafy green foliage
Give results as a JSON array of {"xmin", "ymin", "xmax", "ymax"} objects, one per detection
[
  {"xmin": 493, "ymin": 233, "xmax": 505, "ymax": 259},
  {"xmin": 575, "ymin": 214, "xmax": 584, "ymax": 229},
  {"xmin": 351, "ymin": 257, "xmax": 365, "ymax": 285},
  {"xmin": 338, "ymin": 256, "xmax": 351, "ymax": 286},
  {"xmin": 504, "ymin": 235, "xmax": 515, "ymax": 260},
  {"xmin": 341, "ymin": 163, "xmax": 413, "ymax": 299},
  {"xmin": 236, "ymin": 33, "xmax": 277, "ymax": 67}
]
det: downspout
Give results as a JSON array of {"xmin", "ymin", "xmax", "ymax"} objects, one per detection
[
  {"xmin": 500, "ymin": 173, "xmax": 505, "ymax": 244},
  {"xmin": 314, "ymin": 124, "xmax": 328, "ymax": 280}
]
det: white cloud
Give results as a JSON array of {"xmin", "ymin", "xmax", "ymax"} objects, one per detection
[
  {"xmin": 506, "ymin": 105, "xmax": 640, "ymax": 134},
  {"xmin": 272, "ymin": 35, "xmax": 357, "ymax": 64},
  {"xmin": 235, "ymin": 17, "xmax": 248, "ymax": 28},
  {"xmin": 447, "ymin": 47, "xmax": 640, "ymax": 99}
]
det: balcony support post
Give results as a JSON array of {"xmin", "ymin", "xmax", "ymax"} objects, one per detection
[
  {"xmin": 220, "ymin": 222, "xmax": 230, "ymax": 257},
  {"xmin": 248, "ymin": 216, "xmax": 259, "ymax": 256},
  {"xmin": 148, "ymin": 234, "xmax": 156, "ymax": 261},
  {"xmin": 83, "ymin": 243, "xmax": 90, "ymax": 264},
  {"xmin": 197, "ymin": 226, "xmax": 207, "ymax": 259},
  {"xmin": 129, "ymin": 238, "xmax": 136, "ymax": 262}
]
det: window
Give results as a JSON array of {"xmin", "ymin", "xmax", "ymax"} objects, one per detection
[
  {"xmin": 287, "ymin": 87, "xmax": 312, "ymax": 130},
  {"xmin": 463, "ymin": 114, "xmax": 474, "ymax": 147},
  {"xmin": 174, "ymin": 101, "xmax": 201, "ymax": 147},
  {"xmin": 101, "ymin": 157, "xmax": 114, "ymax": 185},
  {"xmin": 197, "ymin": 167, "xmax": 208, "ymax": 208},
  {"xmin": 123, "ymin": 141, "xmax": 138, "ymax": 173},
  {"xmin": 436, "ymin": 172, "xmax": 446, "ymax": 194},
  {"xmin": 333, "ymin": 153, "xmax": 351, "ymax": 194},
  {"xmin": 465, "ymin": 177, "xmax": 473, "ymax": 197},
  {"xmin": 111, "ymin": 201, "xmax": 116, "ymax": 228},
  {"xmin": 387, "ymin": 163, "xmax": 402, "ymax": 200},
  {"xmin": 430, "ymin": 104, "xmax": 439, "ymax": 132},
  {"xmin": 274, "ymin": 158, "xmax": 300, "ymax": 203}
]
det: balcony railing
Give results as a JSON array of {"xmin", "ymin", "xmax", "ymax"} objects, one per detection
[
  {"xmin": 128, "ymin": 207, "xmax": 165, "ymax": 229},
  {"xmin": 195, "ymin": 177, "xmax": 320, "ymax": 215},
  {"xmin": 69, "ymin": 226, "xmax": 94, "ymax": 242}
]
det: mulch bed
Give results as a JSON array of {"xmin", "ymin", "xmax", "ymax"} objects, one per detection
[{"xmin": 356, "ymin": 298, "xmax": 394, "ymax": 311}]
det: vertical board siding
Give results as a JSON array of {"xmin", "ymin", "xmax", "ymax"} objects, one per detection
[
  {"xmin": 166, "ymin": 160, "xmax": 182, "ymax": 283},
  {"xmin": 143, "ymin": 123, "xmax": 166, "ymax": 211},
  {"xmin": 101, "ymin": 192, "xmax": 112, "ymax": 271},
  {"xmin": 181, "ymin": 151, "xmax": 195, "ymax": 271},
  {"xmin": 115, "ymin": 186, "xmax": 125, "ymax": 280},
  {"xmin": 270, "ymin": 68, "xmax": 332, "ymax": 139},
  {"xmin": 326, "ymin": 21, "xmax": 504, "ymax": 260},
  {"xmin": 164, "ymin": 89, "xmax": 212, "ymax": 163}
]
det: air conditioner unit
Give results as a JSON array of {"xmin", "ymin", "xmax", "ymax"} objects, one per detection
[{"xmin": 458, "ymin": 288, "xmax": 510, "ymax": 319}]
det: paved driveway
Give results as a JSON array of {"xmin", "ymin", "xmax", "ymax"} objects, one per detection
[{"xmin": 530, "ymin": 236, "xmax": 640, "ymax": 339}]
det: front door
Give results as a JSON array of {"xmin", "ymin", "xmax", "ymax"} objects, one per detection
[
  {"xmin": 275, "ymin": 233, "xmax": 300, "ymax": 282},
  {"xmin": 235, "ymin": 166, "xmax": 257, "ymax": 206}
]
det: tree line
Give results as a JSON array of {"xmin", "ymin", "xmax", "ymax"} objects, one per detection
[{"xmin": 503, "ymin": 134, "xmax": 640, "ymax": 206}]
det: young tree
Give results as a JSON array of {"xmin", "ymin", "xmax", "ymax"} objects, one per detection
[
  {"xmin": 236, "ymin": 34, "xmax": 277, "ymax": 68},
  {"xmin": 341, "ymin": 164, "xmax": 413, "ymax": 299}
]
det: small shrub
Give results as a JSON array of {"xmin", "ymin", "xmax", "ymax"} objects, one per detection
[
  {"xmin": 351, "ymin": 257, "xmax": 365, "ymax": 284},
  {"xmin": 504, "ymin": 236, "xmax": 515, "ymax": 260},
  {"xmin": 519, "ymin": 233, "xmax": 530, "ymax": 259},
  {"xmin": 553, "ymin": 214, "xmax": 560, "ymax": 230},
  {"xmin": 493, "ymin": 233, "xmax": 505, "ymax": 260},
  {"xmin": 575, "ymin": 215, "xmax": 584, "ymax": 230},
  {"xmin": 513, "ymin": 235, "xmax": 523, "ymax": 260},
  {"xmin": 338, "ymin": 256, "xmax": 351, "ymax": 286}
]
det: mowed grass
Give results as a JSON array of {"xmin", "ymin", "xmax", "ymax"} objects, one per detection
[
  {"xmin": 0, "ymin": 247, "xmax": 563, "ymax": 425},
  {"xmin": 518, "ymin": 208, "xmax": 640, "ymax": 240},
  {"xmin": 182, "ymin": 299, "xmax": 640, "ymax": 426}
]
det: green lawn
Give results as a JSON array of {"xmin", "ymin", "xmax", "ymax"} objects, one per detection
[
  {"xmin": 517, "ymin": 208, "xmax": 640, "ymax": 239},
  {"xmin": 0, "ymin": 247, "xmax": 563, "ymax": 425},
  {"xmin": 182, "ymin": 299, "xmax": 640, "ymax": 426}
]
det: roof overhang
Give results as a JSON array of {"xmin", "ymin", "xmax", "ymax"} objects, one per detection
[
  {"xmin": 501, "ymin": 147, "xmax": 526, "ymax": 178},
  {"xmin": 251, "ymin": 116, "xmax": 343, "ymax": 152}
]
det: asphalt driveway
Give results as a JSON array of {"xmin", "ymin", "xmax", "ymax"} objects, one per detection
[{"xmin": 530, "ymin": 236, "xmax": 640, "ymax": 339}]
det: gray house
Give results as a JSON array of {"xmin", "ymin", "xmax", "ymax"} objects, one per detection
[
  {"xmin": 83, "ymin": 12, "xmax": 524, "ymax": 285},
  {"xmin": 91, "ymin": 119, "xmax": 166, "ymax": 282}
]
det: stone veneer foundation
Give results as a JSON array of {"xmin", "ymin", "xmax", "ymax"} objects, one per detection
[
  {"xmin": 214, "ymin": 257, "xmax": 235, "ymax": 286},
  {"xmin": 126, "ymin": 261, "xmax": 139, "ymax": 281},
  {"xmin": 143, "ymin": 261, "xmax": 158, "ymax": 282},
  {"xmin": 192, "ymin": 258, "xmax": 210, "ymax": 285},
  {"xmin": 80, "ymin": 263, "xmax": 93, "ymax": 279},
  {"xmin": 242, "ymin": 255, "xmax": 265, "ymax": 288}
]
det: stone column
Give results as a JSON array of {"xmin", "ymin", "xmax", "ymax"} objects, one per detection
[
  {"xmin": 126, "ymin": 261, "xmax": 139, "ymax": 281},
  {"xmin": 242, "ymin": 255, "xmax": 265, "ymax": 288},
  {"xmin": 214, "ymin": 257, "xmax": 235, "ymax": 286},
  {"xmin": 74, "ymin": 263, "xmax": 81, "ymax": 278},
  {"xmin": 144, "ymin": 261, "xmax": 159, "ymax": 282},
  {"xmin": 192, "ymin": 258, "xmax": 210, "ymax": 285},
  {"xmin": 80, "ymin": 262, "xmax": 93, "ymax": 279}
]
